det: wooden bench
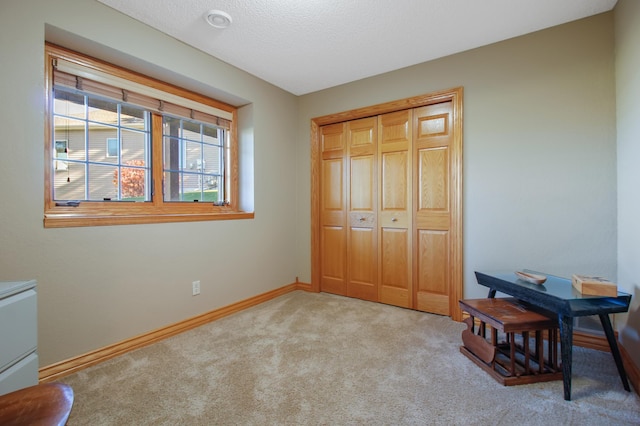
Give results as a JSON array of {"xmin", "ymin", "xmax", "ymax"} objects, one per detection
[{"xmin": 459, "ymin": 297, "xmax": 562, "ymax": 386}]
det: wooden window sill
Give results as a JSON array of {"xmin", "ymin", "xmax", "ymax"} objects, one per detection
[{"xmin": 43, "ymin": 211, "xmax": 254, "ymax": 228}]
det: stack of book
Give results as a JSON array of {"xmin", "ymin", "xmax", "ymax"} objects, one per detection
[{"xmin": 571, "ymin": 274, "xmax": 618, "ymax": 296}]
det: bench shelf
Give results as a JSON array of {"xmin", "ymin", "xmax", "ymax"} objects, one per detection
[{"xmin": 459, "ymin": 297, "xmax": 563, "ymax": 386}]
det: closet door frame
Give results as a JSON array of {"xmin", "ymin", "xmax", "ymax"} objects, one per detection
[{"xmin": 310, "ymin": 87, "xmax": 464, "ymax": 321}]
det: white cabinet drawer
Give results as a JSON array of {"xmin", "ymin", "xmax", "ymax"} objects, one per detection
[
  {"xmin": 0, "ymin": 352, "xmax": 39, "ymax": 395},
  {"xmin": 0, "ymin": 289, "xmax": 37, "ymax": 372}
]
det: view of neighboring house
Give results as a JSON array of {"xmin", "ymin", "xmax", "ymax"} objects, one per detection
[{"xmin": 53, "ymin": 88, "xmax": 223, "ymax": 202}]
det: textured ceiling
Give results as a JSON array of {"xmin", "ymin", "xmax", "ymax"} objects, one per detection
[{"xmin": 96, "ymin": 0, "xmax": 617, "ymax": 95}]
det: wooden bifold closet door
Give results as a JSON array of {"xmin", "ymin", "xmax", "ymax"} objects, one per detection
[
  {"xmin": 313, "ymin": 89, "xmax": 462, "ymax": 320},
  {"xmin": 378, "ymin": 110, "xmax": 412, "ymax": 308}
]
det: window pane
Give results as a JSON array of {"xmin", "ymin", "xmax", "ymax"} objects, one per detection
[
  {"xmin": 185, "ymin": 141, "xmax": 202, "ymax": 170},
  {"xmin": 162, "ymin": 116, "xmax": 225, "ymax": 203},
  {"xmin": 54, "ymin": 162, "xmax": 85, "ymax": 201},
  {"xmin": 121, "ymin": 129, "xmax": 146, "ymax": 163},
  {"xmin": 119, "ymin": 162, "xmax": 148, "ymax": 200},
  {"xmin": 121, "ymin": 105, "xmax": 146, "ymax": 129},
  {"xmin": 163, "ymin": 116, "xmax": 181, "ymax": 132},
  {"xmin": 88, "ymin": 123, "xmax": 117, "ymax": 163},
  {"xmin": 195, "ymin": 187, "xmax": 218, "ymax": 202},
  {"xmin": 163, "ymin": 171, "xmax": 182, "ymax": 201},
  {"xmin": 54, "ymin": 116, "xmax": 86, "ymax": 162},
  {"xmin": 183, "ymin": 172, "xmax": 201, "ymax": 195},
  {"xmin": 202, "ymin": 125, "xmax": 218, "ymax": 143},
  {"xmin": 163, "ymin": 135, "xmax": 181, "ymax": 200},
  {"xmin": 87, "ymin": 163, "xmax": 119, "ymax": 200},
  {"xmin": 162, "ymin": 172, "xmax": 219, "ymax": 202},
  {"xmin": 203, "ymin": 144, "xmax": 221, "ymax": 175},
  {"xmin": 54, "ymin": 90, "xmax": 85, "ymax": 119},
  {"xmin": 88, "ymin": 97, "xmax": 118, "ymax": 124},
  {"xmin": 163, "ymin": 136, "xmax": 180, "ymax": 171},
  {"xmin": 181, "ymin": 120, "xmax": 201, "ymax": 142},
  {"xmin": 53, "ymin": 140, "xmax": 68, "ymax": 173},
  {"xmin": 204, "ymin": 176, "xmax": 220, "ymax": 202}
]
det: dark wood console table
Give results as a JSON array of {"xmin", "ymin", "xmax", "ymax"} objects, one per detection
[{"xmin": 475, "ymin": 270, "xmax": 632, "ymax": 401}]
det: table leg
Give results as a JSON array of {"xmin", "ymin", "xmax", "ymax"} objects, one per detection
[
  {"xmin": 598, "ymin": 313, "xmax": 631, "ymax": 392},
  {"xmin": 559, "ymin": 314, "xmax": 573, "ymax": 401}
]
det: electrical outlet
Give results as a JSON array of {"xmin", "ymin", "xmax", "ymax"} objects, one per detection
[{"xmin": 192, "ymin": 280, "xmax": 200, "ymax": 296}]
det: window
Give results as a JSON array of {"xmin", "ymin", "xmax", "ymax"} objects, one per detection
[
  {"xmin": 163, "ymin": 117, "xmax": 226, "ymax": 202},
  {"xmin": 54, "ymin": 140, "xmax": 68, "ymax": 171},
  {"xmin": 106, "ymin": 138, "xmax": 119, "ymax": 158},
  {"xmin": 53, "ymin": 91, "xmax": 150, "ymax": 201},
  {"xmin": 44, "ymin": 43, "xmax": 251, "ymax": 227}
]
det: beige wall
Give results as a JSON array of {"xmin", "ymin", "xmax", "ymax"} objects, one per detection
[
  {"xmin": 0, "ymin": 0, "xmax": 299, "ymax": 366},
  {"xmin": 298, "ymin": 15, "xmax": 617, "ymax": 304},
  {"xmin": 615, "ymin": 0, "xmax": 640, "ymax": 367}
]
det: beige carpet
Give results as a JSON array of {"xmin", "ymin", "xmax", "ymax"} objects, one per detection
[{"xmin": 61, "ymin": 291, "xmax": 640, "ymax": 425}]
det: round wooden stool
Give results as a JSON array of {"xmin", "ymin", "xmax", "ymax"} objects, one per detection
[{"xmin": 0, "ymin": 383, "xmax": 74, "ymax": 426}]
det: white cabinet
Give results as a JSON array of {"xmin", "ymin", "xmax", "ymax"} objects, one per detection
[{"xmin": 0, "ymin": 280, "xmax": 38, "ymax": 395}]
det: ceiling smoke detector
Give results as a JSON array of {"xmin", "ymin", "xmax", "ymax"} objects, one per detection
[{"xmin": 205, "ymin": 10, "xmax": 233, "ymax": 29}]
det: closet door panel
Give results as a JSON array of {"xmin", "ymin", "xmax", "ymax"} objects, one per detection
[
  {"xmin": 378, "ymin": 110, "xmax": 412, "ymax": 308},
  {"xmin": 350, "ymin": 156, "xmax": 374, "ymax": 211},
  {"xmin": 347, "ymin": 118, "xmax": 377, "ymax": 301},
  {"xmin": 321, "ymin": 159, "xmax": 345, "ymax": 225},
  {"xmin": 380, "ymin": 110, "xmax": 411, "ymax": 151},
  {"xmin": 414, "ymin": 102, "xmax": 453, "ymax": 315},
  {"xmin": 416, "ymin": 229, "xmax": 450, "ymax": 315},
  {"xmin": 321, "ymin": 226, "xmax": 347, "ymax": 295},
  {"xmin": 320, "ymin": 123, "xmax": 347, "ymax": 295},
  {"xmin": 321, "ymin": 122, "xmax": 346, "ymax": 155},
  {"xmin": 418, "ymin": 147, "xmax": 449, "ymax": 212},
  {"xmin": 415, "ymin": 111, "xmax": 449, "ymax": 143},
  {"xmin": 348, "ymin": 227, "xmax": 377, "ymax": 301},
  {"xmin": 320, "ymin": 159, "xmax": 346, "ymax": 295},
  {"xmin": 415, "ymin": 147, "xmax": 450, "ymax": 230},
  {"xmin": 381, "ymin": 151, "xmax": 409, "ymax": 213},
  {"xmin": 380, "ymin": 227, "xmax": 410, "ymax": 307},
  {"xmin": 349, "ymin": 124, "xmax": 375, "ymax": 154}
]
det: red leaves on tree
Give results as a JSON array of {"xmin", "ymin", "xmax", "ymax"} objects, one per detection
[{"xmin": 114, "ymin": 160, "xmax": 146, "ymax": 198}]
